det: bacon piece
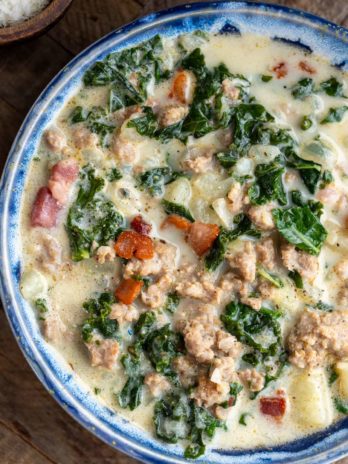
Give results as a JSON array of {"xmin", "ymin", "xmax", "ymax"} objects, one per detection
[
  {"xmin": 134, "ymin": 235, "xmax": 154, "ymax": 259},
  {"xmin": 170, "ymin": 70, "xmax": 194, "ymax": 104},
  {"xmin": 48, "ymin": 159, "xmax": 79, "ymax": 205},
  {"xmin": 115, "ymin": 278, "xmax": 143, "ymax": 305},
  {"xmin": 31, "ymin": 187, "xmax": 61, "ymax": 228},
  {"xmin": 162, "ymin": 214, "xmax": 192, "ymax": 232},
  {"xmin": 272, "ymin": 62, "xmax": 288, "ymax": 79},
  {"xmin": 260, "ymin": 397, "xmax": 286, "ymax": 418},
  {"xmin": 114, "ymin": 231, "xmax": 139, "ymax": 259},
  {"xmin": 114, "ymin": 230, "xmax": 154, "ymax": 260},
  {"xmin": 299, "ymin": 60, "xmax": 316, "ymax": 74},
  {"xmin": 130, "ymin": 215, "xmax": 152, "ymax": 235},
  {"xmin": 187, "ymin": 222, "xmax": 220, "ymax": 256}
]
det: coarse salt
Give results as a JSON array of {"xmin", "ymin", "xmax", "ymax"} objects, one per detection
[{"xmin": 0, "ymin": 0, "xmax": 50, "ymax": 27}]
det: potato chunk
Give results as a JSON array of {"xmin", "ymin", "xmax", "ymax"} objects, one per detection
[
  {"xmin": 290, "ymin": 369, "xmax": 333, "ymax": 428},
  {"xmin": 335, "ymin": 361, "xmax": 348, "ymax": 399}
]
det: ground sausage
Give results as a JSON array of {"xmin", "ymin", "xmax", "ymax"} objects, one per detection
[{"xmin": 288, "ymin": 309, "xmax": 348, "ymax": 368}]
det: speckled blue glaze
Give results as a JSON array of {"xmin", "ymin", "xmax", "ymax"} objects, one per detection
[{"xmin": 1, "ymin": 2, "xmax": 348, "ymax": 463}]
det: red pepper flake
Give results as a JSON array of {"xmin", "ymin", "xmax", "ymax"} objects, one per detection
[
  {"xmin": 272, "ymin": 62, "xmax": 288, "ymax": 79},
  {"xmin": 299, "ymin": 60, "xmax": 316, "ymax": 74},
  {"xmin": 260, "ymin": 396, "xmax": 286, "ymax": 419},
  {"xmin": 130, "ymin": 215, "xmax": 152, "ymax": 235}
]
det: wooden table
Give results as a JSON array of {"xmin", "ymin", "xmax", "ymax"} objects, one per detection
[{"xmin": 1, "ymin": 0, "xmax": 348, "ymax": 462}]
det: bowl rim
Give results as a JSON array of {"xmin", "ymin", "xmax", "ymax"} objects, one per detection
[
  {"xmin": 0, "ymin": 0, "xmax": 73, "ymax": 45},
  {"xmin": 1, "ymin": 2, "xmax": 348, "ymax": 463}
]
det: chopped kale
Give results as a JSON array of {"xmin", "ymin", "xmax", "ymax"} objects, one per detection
[
  {"xmin": 164, "ymin": 292, "xmax": 180, "ymax": 314},
  {"xmin": 239, "ymin": 413, "xmax": 251, "ymax": 426},
  {"xmin": 261, "ymin": 75, "xmax": 273, "ymax": 82},
  {"xmin": 143, "ymin": 324, "xmax": 184, "ymax": 376},
  {"xmin": 70, "ymin": 106, "xmax": 115, "ymax": 146},
  {"xmin": 257, "ymin": 265, "xmax": 284, "ymax": 288},
  {"xmin": 320, "ymin": 77, "xmax": 345, "ymax": 97},
  {"xmin": 272, "ymin": 205, "xmax": 327, "ymax": 256},
  {"xmin": 221, "ymin": 301, "xmax": 282, "ymax": 355},
  {"xmin": 87, "ymin": 106, "xmax": 115, "ymax": 146},
  {"xmin": 154, "ymin": 393, "xmax": 191, "ymax": 444},
  {"xmin": 287, "ymin": 154, "xmax": 322, "ymax": 194},
  {"xmin": 291, "ymin": 78, "xmax": 315, "ymax": 100},
  {"xmin": 70, "ymin": 106, "xmax": 89, "ymax": 123},
  {"xmin": 314, "ymin": 300, "xmax": 334, "ymax": 312},
  {"xmin": 328, "ymin": 366, "xmax": 338, "ymax": 385},
  {"xmin": 223, "ymin": 103, "xmax": 274, "ymax": 162},
  {"xmin": 127, "ymin": 106, "xmax": 158, "ymax": 137},
  {"xmin": 222, "ymin": 301, "xmax": 286, "ymax": 394},
  {"xmin": 35, "ymin": 298, "xmax": 49, "ymax": 314},
  {"xmin": 107, "ymin": 167, "xmax": 123, "ymax": 182},
  {"xmin": 229, "ymin": 382, "xmax": 243, "ymax": 405},
  {"xmin": 109, "ymin": 73, "xmax": 143, "ymax": 112},
  {"xmin": 288, "ymin": 270, "xmax": 304, "ymax": 289},
  {"xmin": 138, "ymin": 167, "xmax": 173, "ymax": 197},
  {"xmin": 248, "ymin": 158, "xmax": 286, "ymax": 206},
  {"xmin": 154, "ymin": 393, "xmax": 224, "ymax": 459},
  {"xmin": 66, "ymin": 165, "xmax": 124, "ymax": 261},
  {"xmin": 83, "ymin": 35, "xmax": 168, "ymax": 96},
  {"xmin": 118, "ymin": 352, "xmax": 144, "ymax": 410},
  {"xmin": 205, "ymin": 214, "xmax": 261, "ymax": 271},
  {"xmin": 161, "ymin": 200, "xmax": 195, "ymax": 222},
  {"xmin": 319, "ymin": 170, "xmax": 333, "ymax": 189},
  {"xmin": 81, "ymin": 292, "xmax": 118, "ymax": 342},
  {"xmin": 334, "ymin": 397, "xmax": 348, "ymax": 414},
  {"xmin": 321, "ymin": 106, "xmax": 348, "ymax": 124}
]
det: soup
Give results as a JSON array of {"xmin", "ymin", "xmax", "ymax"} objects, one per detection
[{"xmin": 19, "ymin": 31, "xmax": 348, "ymax": 457}]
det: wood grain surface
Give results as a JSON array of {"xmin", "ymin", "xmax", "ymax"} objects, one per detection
[{"xmin": 0, "ymin": 1, "xmax": 348, "ymax": 463}]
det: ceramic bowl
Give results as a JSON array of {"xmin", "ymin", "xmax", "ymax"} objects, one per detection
[
  {"xmin": 0, "ymin": 0, "xmax": 73, "ymax": 46},
  {"xmin": 1, "ymin": 2, "xmax": 348, "ymax": 463}
]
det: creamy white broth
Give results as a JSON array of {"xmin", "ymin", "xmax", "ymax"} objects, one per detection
[{"xmin": 19, "ymin": 32, "xmax": 348, "ymax": 455}]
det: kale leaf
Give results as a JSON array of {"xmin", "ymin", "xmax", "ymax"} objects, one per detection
[
  {"xmin": 288, "ymin": 270, "xmax": 304, "ymax": 289},
  {"xmin": 154, "ymin": 393, "xmax": 224, "ymax": 459},
  {"xmin": 107, "ymin": 167, "xmax": 123, "ymax": 182},
  {"xmin": 222, "ymin": 301, "xmax": 286, "ymax": 394},
  {"xmin": 321, "ymin": 106, "xmax": 348, "ymax": 124},
  {"xmin": 248, "ymin": 158, "xmax": 286, "ymax": 206},
  {"xmin": 257, "ymin": 266, "xmax": 284, "ymax": 288},
  {"xmin": 70, "ymin": 106, "xmax": 115, "ymax": 146},
  {"xmin": 334, "ymin": 397, "xmax": 348, "ymax": 414},
  {"xmin": 81, "ymin": 292, "xmax": 118, "ymax": 342},
  {"xmin": 66, "ymin": 165, "xmax": 124, "ymax": 261},
  {"xmin": 221, "ymin": 301, "xmax": 282, "ymax": 355},
  {"xmin": 164, "ymin": 292, "xmax": 180, "ymax": 314},
  {"xmin": 109, "ymin": 72, "xmax": 143, "ymax": 112},
  {"xmin": 272, "ymin": 205, "xmax": 327, "ymax": 255},
  {"xmin": 320, "ymin": 77, "xmax": 344, "ymax": 97},
  {"xmin": 291, "ymin": 78, "xmax": 315, "ymax": 100},
  {"xmin": 84, "ymin": 35, "xmax": 168, "ymax": 98},
  {"xmin": 118, "ymin": 352, "xmax": 144, "ymax": 410},
  {"xmin": 138, "ymin": 166, "xmax": 180, "ymax": 197},
  {"xmin": 143, "ymin": 324, "xmax": 184, "ymax": 376},
  {"xmin": 161, "ymin": 200, "xmax": 195, "ymax": 222}
]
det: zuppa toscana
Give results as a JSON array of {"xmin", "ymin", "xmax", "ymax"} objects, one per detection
[{"xmin": 20, "ymin": 31, "xmax": 348, "ymax": 457}]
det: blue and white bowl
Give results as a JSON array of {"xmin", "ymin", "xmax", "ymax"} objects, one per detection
[{"xmin": 1, "ymin": 2, "xmax": 348, "ymax": 463}]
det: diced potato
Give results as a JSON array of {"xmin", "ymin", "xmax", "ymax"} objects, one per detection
[
  {"xmin": 20, "ymin": 269, "xmax": 48, "ymax": 301},
  {"xmin": 212, "ymin": 198, "xmax": 234, "ymax": 228},
  {"xmin": 290, "ymin": 369, "xmax": 333, "ymax": 428},
  {"xmin": 192, "ymin": 172, "xmax": 232, "ymax": 202},
  {"xmin": 335, "ymin": 361, "xmax": 348, "ymax": 399},
  {"xmin": 164, "ymin": 177, "xmax": 192, "ymax": 206}
]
